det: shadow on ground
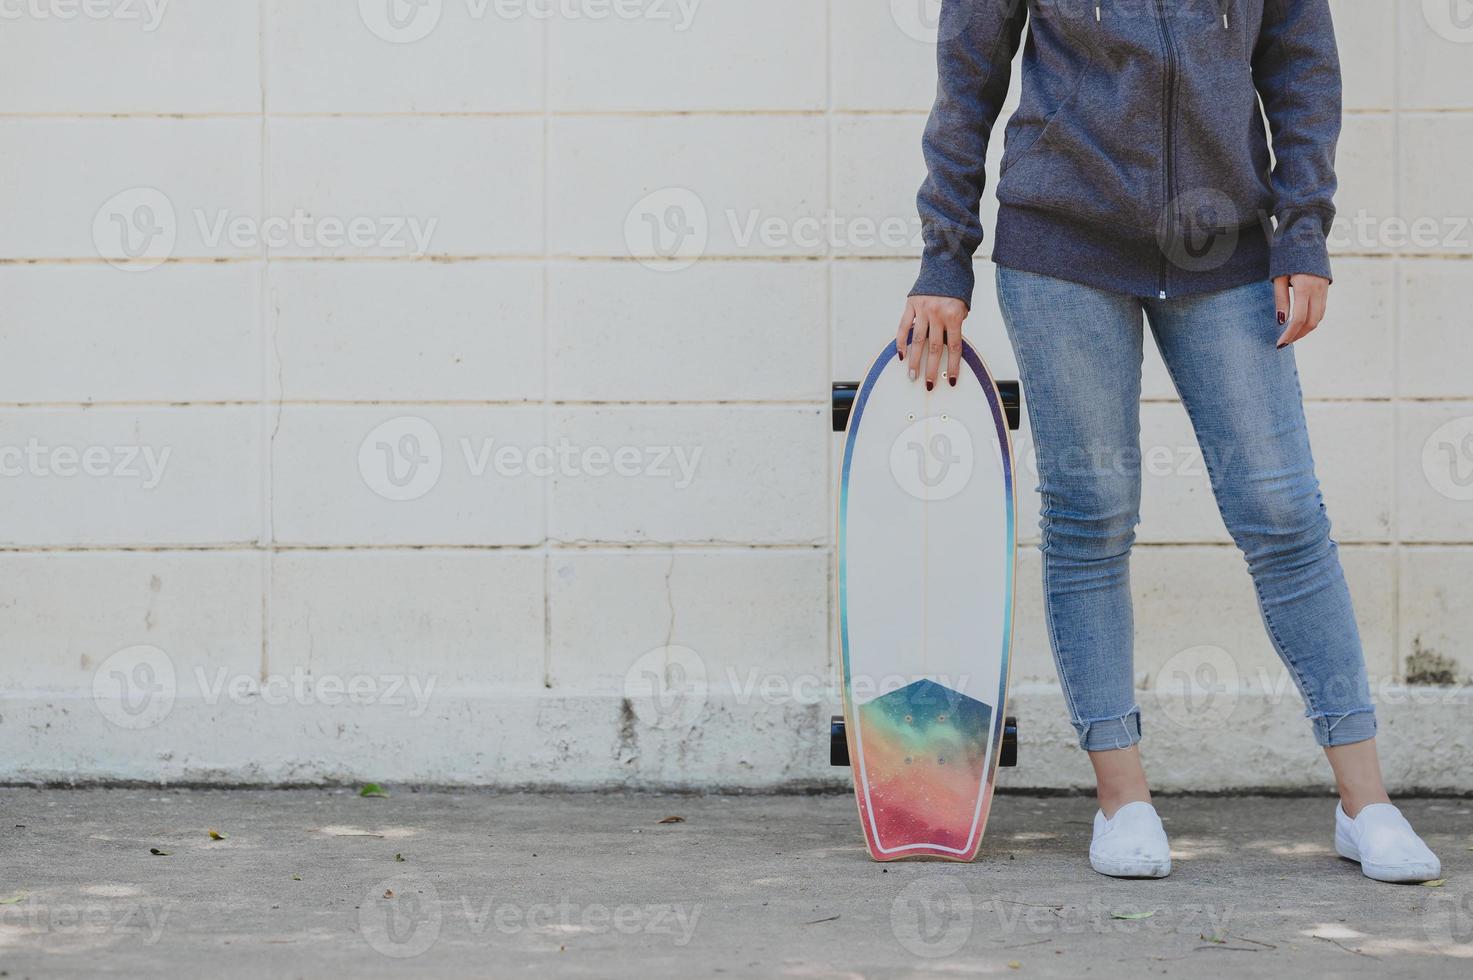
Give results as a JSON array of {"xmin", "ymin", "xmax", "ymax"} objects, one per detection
[{"xmin": 0, "ymin": 789, "xmax": 1469, "ymax": 977}]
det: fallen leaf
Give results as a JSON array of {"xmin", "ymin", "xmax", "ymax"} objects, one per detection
[
  {"xmin": 149, "ymin": 848, "xmax": 171, "ymax": 856},
  {"xmin": 394, "ymin": 853, "xmax": 406, "ymax": 863},
  {"xmin": 1110, "ymin": 911, "xmax": 1155, "ymax": 920},
  {"xmin": 0, "ymin": 894, "xmax": 25, "ymax": 905},
  {"xmin": 291, "ymin": 875, "xmax": 302, "ymax": 881},
  {"xmin": 1008, "ymin": 961, "xmax": 1022, "ymax": 969},
  {"xmin": 1200, "ymin": 934, "xmax": 1225, "ymax": 944},
  {"xmin": 384, "ymin": 889, "xmax": 395, "ymax": 899},
  {"xmin": 1423, "ymin": 879, "xmax": 1447, "ymax": 888},
  {"xmin": 360, "ymin": 783, "xmax": 389, "ymax": 798},
  {"xmin": 657, "ymin": 816, "xmax": 685, "ymax": 825},
  {"xmin": 208, "ymin": 829, "xmax": 227, "ymax": 841}
]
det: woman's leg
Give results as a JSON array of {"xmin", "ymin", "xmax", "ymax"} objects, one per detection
[
  {"xmin": 1144, "ymin": 280, "xmax": 1384, "ymax": 802},
  {"xmin": 1325, "ymin": 740, "xmax": 1391, "ymax": 813},
  {"xmin": 995, "ymin": 267, "xmax": 1152, "ymax": 815}
]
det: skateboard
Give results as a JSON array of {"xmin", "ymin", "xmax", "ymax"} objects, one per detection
[{"xmin": 829, "ymin": 339, "xmax": 1020, "ymax": 862}]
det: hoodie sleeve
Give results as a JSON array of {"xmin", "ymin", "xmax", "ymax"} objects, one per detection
[
  {"xmin": 1252, "ymin": 0, "xmax": 1342, "ymax": 282},
  {"xmin": 910, "ymin": 0, "xmax": 1028, "ymax": 307}
]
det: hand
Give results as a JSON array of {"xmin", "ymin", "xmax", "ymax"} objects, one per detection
[
  {"xmin": 1274, "ymin": 274, "xmax": 1329, "ymax": 348},
  {"xmin": 897, "ymin": 295, "xmax": 969, "ymax": 389}
]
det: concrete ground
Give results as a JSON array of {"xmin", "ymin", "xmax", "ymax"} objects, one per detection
[{"xmin": 0, "ymin": 789, "xmax": 1469, "ymax": 978}]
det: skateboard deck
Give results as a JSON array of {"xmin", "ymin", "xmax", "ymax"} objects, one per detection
[{"xmin": 834, "ymin": 340, "xmax": 1017, "ymax": 862}]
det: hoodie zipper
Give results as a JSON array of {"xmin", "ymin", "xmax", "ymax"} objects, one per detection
[{"xmin": 1153, "ymin": 0, "xmax": 1178, "ymax": 300}]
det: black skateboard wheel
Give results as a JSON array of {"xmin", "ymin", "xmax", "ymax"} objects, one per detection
[
  {"xmin": 997, "ymin": 381, "xmax": 1022, "ymax": 431},
  {"xmin": 1000, "ymin": 715, "xmax": 1019, "ymax": 768},
  {"xmin": 830, "ymin": 715, "xmax": 850, "ymax": 767},
  {"xmin": 832, "ymin": 384, "xmax": 859, "ymax": 433}
]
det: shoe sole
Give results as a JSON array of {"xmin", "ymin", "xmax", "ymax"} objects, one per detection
[
  {"xmin": 1335, "ymin": 833, "xmax": 1441, "ymax": 884},
  {"xmin": 1089, "ymin": 853, "xmax": 1171, "ymax": 879}
]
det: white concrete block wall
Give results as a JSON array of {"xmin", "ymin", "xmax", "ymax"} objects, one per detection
[{"xmin": 2, "ymin": 2, "xmax": 1470, "ymax": 791}]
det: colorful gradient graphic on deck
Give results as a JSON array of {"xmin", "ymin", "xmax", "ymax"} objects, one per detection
[{"xmin": 854, "ymin": 680, "xmax": 994, "ymax": 857}]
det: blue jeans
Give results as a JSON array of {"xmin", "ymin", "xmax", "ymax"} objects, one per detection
[{"xmin": 995, "ymin": 267, "xmax": 1376, "ymax": 752}]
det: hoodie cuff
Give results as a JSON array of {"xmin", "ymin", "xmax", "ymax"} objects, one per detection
[
  {"xmin": 1269, "ymin": 210, "xmax": 1334, "ymax": 283},
  {"xmin": 910, "ymin": 241, "xmax": 976, "ymax": 309}
]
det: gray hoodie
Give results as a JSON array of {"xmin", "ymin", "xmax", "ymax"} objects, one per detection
[{"xmin": 912, "ymin": 0, "xmax": 1341, "ymax": 304}]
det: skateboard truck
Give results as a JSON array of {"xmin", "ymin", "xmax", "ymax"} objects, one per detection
[
  {"xmin": 833, "ymin": 380, "xmax": 1022, "ymax": 432},
  {"xmin": 830, "ymin": 715, "xmax": 1018, "ymax": 768}
]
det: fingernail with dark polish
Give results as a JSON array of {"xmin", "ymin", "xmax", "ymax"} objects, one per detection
[
  {"xmin": 926, "ymin": 381, "xmax": 934, "ymax": 392},
  {"xmin": 1276, "ymin": 342, "xmax": 1287, "ymax": 350},
  {"xmin": 1277, "ymin": 311, "xmax": 1287, "ymax": 325},
  {"xmin": 949, "ymin": 377, "xmax": 957, "ymax": 387},
  {"xmin": 897, "ymin": 349, "xmax": 904, "ymax": 361}
]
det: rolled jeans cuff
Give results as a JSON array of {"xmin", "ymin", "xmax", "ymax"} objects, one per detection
[
  {"xmin": 1310, "ymin": 707, "xmax": 1377, "ymax": 748},
  {"xmin": 1075, "ymin": 707, "xmax": 1142, "ymax": 752}
]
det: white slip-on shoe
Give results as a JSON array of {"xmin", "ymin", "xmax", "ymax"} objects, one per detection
[
  {"xmin": 1089, "ymin": 801, "xmax": 1172, "ymax": 879},
  {"xmin": 1334, "ymin": 802, "xmax": 1442, "ymax": 883}
]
